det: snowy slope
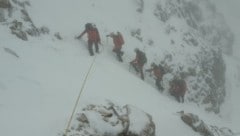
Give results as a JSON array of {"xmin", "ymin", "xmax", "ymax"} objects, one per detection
[
  {"xmin": 0, "ymin": 32, "xmax": 208, "ymax": 136},
  {"xmin": 0, "ymin": 0, "xmax": 240, "ymax": 136},
  {"xmin": 0, "ymin": 28, "xmax": 199, "ymax": 136}
]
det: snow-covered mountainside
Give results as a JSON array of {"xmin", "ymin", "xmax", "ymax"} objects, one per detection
[{"xmin": 0, "ymin": 0, "xmax": 239, "ymax": 136}]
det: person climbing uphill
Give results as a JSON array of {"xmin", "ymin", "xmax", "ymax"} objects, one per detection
[
  {"xmin": 130, "ymin": 48, "xmax": 147, "ymax": 80},
  {"xmin": 106, "ymin": 31, "xmax": 124, "ymax": 62},
  {"xmin": 146, "ymin": 62, "xmax": 165, "ymax": 91},
  {"xmin": 76, "ymin": 23, "xmax": 101, "ymax": 56},
  {"xmin": 169, "ymin": 78, "xmax": 187, "ymax": 103}
]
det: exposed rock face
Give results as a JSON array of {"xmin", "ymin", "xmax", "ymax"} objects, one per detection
[
  {"xmin": 0, "ymin": 0, "xmax": 10, "ymax": 22},
  {"xmin": 151, "ymin": 0, "xmax": 229, "ymax": 113},
  {"xmin": 187, "ymin": 48, "xmax": 226, "ymax": 113},
  {"xmin": 154, "ymin": 0, "xmax": 234, "ymax": 55},
  {"xmin": 180, "ymin": 111, "xmax": 235, "ymax": 136},
  {"xmin": 0, "ymin": 0, "xmax": 11, "ymax": 8},
  {"xmin": 160, "ymin": 47, "xmax": 226, "ymax": 113},
  {"xmin": 1, "ymin": 0, "xmax": 49, "ymax": 40},
  {"xmin": 9, "ymin": 20, "xmax": 28, "ymax": 40},
  {"xmin": 66, "ymin": 103, "xmax": 155, "ymax": 136}
]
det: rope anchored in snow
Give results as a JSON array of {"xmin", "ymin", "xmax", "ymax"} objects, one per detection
[{"xmin": 64, "ymin": 55, "xmax": 97, "ymax": 136}]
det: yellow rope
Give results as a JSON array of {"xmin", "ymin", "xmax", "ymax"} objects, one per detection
[{"xmin": 64, "ymin": 55, "xmax": 97, "ymax": 136}]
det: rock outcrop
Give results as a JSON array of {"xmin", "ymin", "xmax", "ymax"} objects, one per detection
[
  {"xmin": 1, "ymin": 0, "xmax": 49, "ymax": 40},
  {"xmin": 179, "ymin": 111, "xmax": 235, "ymax": 136},
  {"xmin": 150, "ymin": 0, "xmax": 229, "ymax": 113},
  {"xmin": 66, "ymin": 102, "xmax": 155, "ymax": 136},
  {"xmin": 0, "ymin": 0, "xmax": 11, "ymax": 8}
]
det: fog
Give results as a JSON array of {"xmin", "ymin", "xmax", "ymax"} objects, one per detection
[{"xmin": 212, "ymin": 0, "xmax": 240, "ymax": 59}]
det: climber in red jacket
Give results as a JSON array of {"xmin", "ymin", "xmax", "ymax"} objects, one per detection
[
  {"xmin": 169, "ymin": 78, "xmax": 187, "ymax": 103},
  {"xmin": 107, "ymin": 32, "xmax": 124, "ymax": 62},
  {"xmin": 77, "ymin": 23, "xmax": 101, "ymax": 56}
]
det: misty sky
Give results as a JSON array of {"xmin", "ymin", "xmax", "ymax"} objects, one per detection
[{"xmin": 212, "ymin": 0, "xmax": 240, "ymax": 58}]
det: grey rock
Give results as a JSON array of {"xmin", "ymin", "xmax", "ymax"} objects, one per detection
[
  {"xmin": 9, "ymin": 20, "xmax": 28, "ymax": 41},
  {"xmin": 4, "ymin": 47, "xmax": 19, "ymax": 58},
  {"xmin": 66, "ymin": 103, "xmax": 155, "ymax": 136},
  {"xmin": 54, "ymin": 32, "xmax": 62, "ymax": 40},
  {"xmin": 0, "ymin": 0, "xmax": 11, "ymax": 8},
  {"xmin": 180, "ymin": 111, "xmax": 235, "ymax": 136}
]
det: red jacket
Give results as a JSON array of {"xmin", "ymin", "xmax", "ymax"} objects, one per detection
[
  {"xmin": 146, "ymin": 65, "xmax": 162, "ymax": 79},
  {"xmin": 79, "ymin": 27, "xmax": 100, "ymax": 43},
  {"xmin": 109, "ymin": 33, "xmax": 124, "ymax": 49},
  {"xmin": 170, "ymin": 79, "xmax": 187, "ymax": 96}
]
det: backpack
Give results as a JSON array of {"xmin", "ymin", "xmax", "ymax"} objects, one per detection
[
  {"xmin": 117, "ymin": 32, "xmax": 124, "ymax": 45},
  {"xmin": 139, "ymin": 51, "xmax": 147, "ymax": 64}
]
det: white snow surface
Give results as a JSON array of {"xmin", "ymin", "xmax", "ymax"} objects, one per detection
[{"xmin": 0, "ymin": 0, "xmax": 239, "ymax": 136}]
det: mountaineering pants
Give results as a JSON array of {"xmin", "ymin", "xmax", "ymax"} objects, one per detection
[
  {"xmin": 88, "ymin": 40, "xmax": 99, "ymax": 56},
  {"xmin": 131, "ymin": 62, "xmax": 144, "ymax": 80},
  {"xmin": 170, "ymin": 90, "xmax": 184, "ymax": 103},
  {"xmin": 155, "ymin": 78, "xmax": 163, "ymax": 91},
  {"xmin": 113, "ymin": 48, "xmax": 123, "ymax": 62}
]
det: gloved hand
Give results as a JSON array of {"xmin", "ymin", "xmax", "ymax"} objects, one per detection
[{"xmin": 75, "ymin": 36, "xmax": 80, "ymax": 39}]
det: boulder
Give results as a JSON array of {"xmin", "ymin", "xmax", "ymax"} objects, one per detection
[
  {"xmin": 66, "ymin": 103, "xmax": 155, "ymax": 136},
  {"xmin": 179, "ymin": 111, "xmax": 235, "ymax": 136},
  {"xmin": 9, "ymin": 20, "xmax": 28, "ymax": 41}
]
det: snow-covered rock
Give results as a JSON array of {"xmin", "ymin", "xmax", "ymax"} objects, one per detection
[
  {"xmin": 154, "ymin": 0, "xmax": 234, "ymax": 55},
  {"xmin": 179, "ymin": 111, "xmax": 235, "ymax": 136},
  {"xmin": 149, "ymin": 0, "xmax": 231, "ymax": 113},
  {"xmin": 66, "ymin": 102, "xmax": 155, "ymax": 136},
  {"xmin": 0, "ymin": 0, "xmax": 49, "ymax": 40}
]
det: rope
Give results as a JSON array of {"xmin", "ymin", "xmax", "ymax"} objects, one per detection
[{"xmin": 63, "ymin": 55, "xmax": 97, "ymax": 136}]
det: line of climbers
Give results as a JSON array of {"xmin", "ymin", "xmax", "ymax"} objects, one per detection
[{"xmin": 76, "ymin": 23, "xmax": 187, "ymax": 103}]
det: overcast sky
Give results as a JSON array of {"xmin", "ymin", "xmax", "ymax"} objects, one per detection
[{"xmin": 212, "ymin": 0, "xmax": 240, "ymax": 58}]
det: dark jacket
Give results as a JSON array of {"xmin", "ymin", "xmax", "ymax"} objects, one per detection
[{"xmin": 170, "ymin": 79, "xmax": 187, "ymax": 97}]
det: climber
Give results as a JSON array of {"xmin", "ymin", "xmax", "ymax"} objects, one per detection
[
  {"xmin": 106, "ymin": 31, "xmax": 124, "ymax": 62},
  {"xmin": 146, "ymin": 63, "xmax": 165, "ymax": 91},
  {"xmin": 76, "ymin": 23, "xmax": 101, "ymax": 56},
  {"xmin": 130, "ymin": 48, "xmax": 147, "ymax": 80},
  {"xmin": 169, "ymin": 78, "xmax": 187, "ymax": 103}
]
